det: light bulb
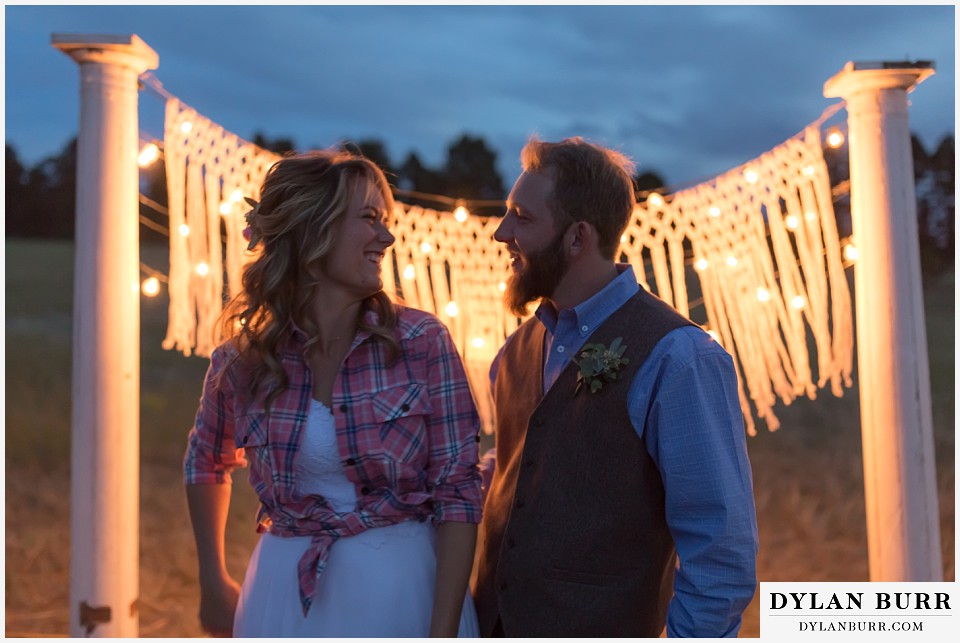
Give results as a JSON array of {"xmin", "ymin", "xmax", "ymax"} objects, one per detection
[
  {"xmin": 726, "ymin": 256, "xmax": 739, "ymax": 267},
  {"xmin": 180, "ymin": 121, "xmax": 193, "ymax": 134},
  {"xmin": 445, "ymin": 301, "xmax": 459, "ymax": 317},
  {"xmin": 843, "ymin": 243, "xmax": 860, "ymax": 262},
  {"xmin": 141, "ymin": 277, "xmax": 160, "ymax": 297},
  {"xmin": 196, "ymin": 262, "xmax": 210, "ymax": 276},
  {"xmin": 708, "ymin": 206, "xmax": 721, "ymax": 218},
  {"xmin": 694, "ymin": 258, "xmax": 709, "ymax": 272},
  {"xmin": 785, "ymin": 215, "xmax": 800, "ymax": 230},
  {"xmin": 826, "ymin": 129, "xmax": 844, "ymax": 148},
  {"xmin": 454, "ymin": 206, "xmax": 469, "ymax": 222},
  {"xmin": 138, "ymin": 143, "xmax": 159, "ymax": 167},
  {"xmin": 744, "ymin": 169, "xmax": 759, "ymax": 184},
  {"xmin": 471, "ymin": 337, "xmax": 486, "ymax": 348},
  {"xmin": 756, "ymin": 287, "xmax": 771, "ymax": 302},
  {"xmin": 791, "ymin": 295, "xmax": 805, "ymax": 310},
  {"xmin": 402, "ymin": 264, "xmax": 416, "ymax": 280},
  {"xmin": 648, "ymin": 193, "xmax": 664, "ymax": 207},
  {"xmin": 420, "ymin": 241, "xmax": 433, "ymax": 254},
  {"xmin": 178, "ymin": 224, "xmax": 190, "ymax": 237}
]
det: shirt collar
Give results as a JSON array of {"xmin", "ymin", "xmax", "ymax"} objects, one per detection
[{"xmin": 535, "ymin": 264, "xmax": 639, "ymax": 336}]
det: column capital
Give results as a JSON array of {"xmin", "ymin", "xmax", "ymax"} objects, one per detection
[
  {"xmin": 52, "ymin": 33, "xmax": 158, "ymax": 75},
  {"xmin": 824, "ymin": 60, "xmax": 935, "ymax": 100}
]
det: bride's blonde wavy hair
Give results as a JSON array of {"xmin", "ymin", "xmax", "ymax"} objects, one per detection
[{"xmin": 219, "ymin": 149, "xmax": 400, "ymax": 411}]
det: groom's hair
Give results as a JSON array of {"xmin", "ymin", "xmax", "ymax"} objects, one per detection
[{"xmin": 520, "ymin": 136, "xmax": 636, "ymax": 259}]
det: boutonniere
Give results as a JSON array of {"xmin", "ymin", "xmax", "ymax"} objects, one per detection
[{"xmin": 573, "ymin": 336, "xmax": 629, "ymax": 395}]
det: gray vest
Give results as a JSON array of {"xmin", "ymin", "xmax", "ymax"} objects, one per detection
[{"xmin": 475, "ymin": 288, "xmax": 693, "ymax": 637}]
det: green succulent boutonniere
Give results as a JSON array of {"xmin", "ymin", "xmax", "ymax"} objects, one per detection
[{"xmin": 573, "ymin": 336, "xmax": 629, "ymax": 395}]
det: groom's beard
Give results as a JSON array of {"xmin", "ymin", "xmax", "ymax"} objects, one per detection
[{"xmin": 505, "ymin": 229, "xmax": 569, "ymax": 317}]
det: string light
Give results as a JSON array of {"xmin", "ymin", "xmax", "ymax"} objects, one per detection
[
  {"xmin": 230, "ymin": 189, "xmax": 244, "ymax": 202},
  {"xmin": 444, "ymin": 301, "xmax": 459, "ymax": 317},
  {"xmin": 138, "ymin": 143, "xmax": 159, "ymax": 167},
  {"xmin": 706, "ymin": 329, "xmax": 721, "ymax": 343},
  {"xmin": 498, "ymin": 282, "xmax": 507, "ymax": 292},
  {"xmin": 402, "ymin": 264, "xmax": 416, "ymax": 280},
  {"xmin": 708, "ymin": 206, "xmax": 721, "ymax": 218},
  {"xmin": 648, "ymin": 193, "xmax": 664, "ymax": 207},
  {"xmin": 803, "ymin": 166, "xmax": 815, "ymax": 177},
  {"xmin": 620, "ymin": 234, "xmax": 628, "ymax": 244},
  {"xmin": 791, "ymin": 295, "xmax": 805, "ymax": 310},
  {"xmin": 196, "ymin": 262, "xmax": 210, "ymax": 276},
  {"xmin": 180, "ymin": 121, "xmax": 193, "ymax": 134},
  {"xmin": 219, "ymin": 202, "xmax": 232, "ymax": 216},
  {"xmin": 785, "ymin": 215, "xmax": 800, "ymax": 230},
  {"xmin": 805, "ymin": 211, "xmax": 817, "ymax": 222},
  {"xmin": 420, "ymin": 241, "xmax": 433, "ymax": 254},
  {"xmin": 843, "ymin": 242, "xmax": 860, "ymax": 262},
  {"xmin": 756, "ymin": 287, "xmax": 771, "ymax": 302},
  {"xmin": 454, "ymin": 205, "xmax": 469, "ymax": 223},
  {"xmin": 726, "ymin": 255, "xmax": 739, "ymax": 267},
  {"xmin": 826, "ymin": 128, "xmax": 845, "ymax": 148},
  {"xmin": 743, "ymin": 169, "xmax": 759, "ymax": 184},
  {"xmin": 471, "ymin": 337, "xmax": 486, "ymax": 348},
  {"xmin": 694, "ymin": 258, "xmax": 709, "ymax": 271},
  {"xmin": 178, "ymin": 224, "xmax": 190, "ymax": 237},
  {"xmin": 141, "ymin": 277, "xmax": 160, "ymax": 297}
]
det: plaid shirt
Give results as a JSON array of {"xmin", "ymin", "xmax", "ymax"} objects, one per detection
[{"xmin": 184, "ymin": 306, "xmax": 482, "ymax": 616}]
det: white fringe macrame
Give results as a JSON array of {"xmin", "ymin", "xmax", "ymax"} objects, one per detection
[{"xmin": 162, "ymin": 98, "xmax": 852, "ymax": 435}]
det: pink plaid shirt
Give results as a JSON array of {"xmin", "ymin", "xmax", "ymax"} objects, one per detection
[{"xmin": 184, "ymin": 306, "xmax": 482, "ymax": 615}]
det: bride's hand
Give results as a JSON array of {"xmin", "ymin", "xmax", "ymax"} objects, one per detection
[{"xmin": 199, "ymin": 573, "xmax": 241, "ymax": 637}]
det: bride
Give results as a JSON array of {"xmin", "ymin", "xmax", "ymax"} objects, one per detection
[{"xmin": 183, "ymin": 149, "xmax": 482, "ymax": 637}]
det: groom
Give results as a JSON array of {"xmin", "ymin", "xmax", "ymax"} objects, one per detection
[{"xmin": 474, "ymin": 137, "xmax": 758, "ymax": 637}]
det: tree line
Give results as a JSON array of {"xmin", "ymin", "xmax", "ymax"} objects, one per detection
[{"xmin": 6, "ymin": 131, "xmax": 952, "ymax": 277}]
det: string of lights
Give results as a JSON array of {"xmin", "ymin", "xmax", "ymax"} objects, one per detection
[{"xmin": 134, "ymin": 169, "xmax": 857, "ymax": 302}]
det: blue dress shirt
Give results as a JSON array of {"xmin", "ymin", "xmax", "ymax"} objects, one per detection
[{"xmin": 490, "ymin": 264, "xmax": 758, "ymax": 637}]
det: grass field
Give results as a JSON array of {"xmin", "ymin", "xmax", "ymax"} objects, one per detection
[{"xmin": 5, "ymin": 239, "xmax": 955, "ymax": 637}]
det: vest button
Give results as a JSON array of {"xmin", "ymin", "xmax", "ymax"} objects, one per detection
[
  {"xmin": 524, "ymin": 458, "xmax": 534, "ymax": 467},
  {"xmin": 345, "ymin": 458, "xmax": 356, "ymax": 466},
  {"xmin": 339, "ymin": 404, "xmax": 348, "ymax": 413},
  {"xmin": 532, "ymin": 417, "xmax": 543, "ymax": 427},
  {"xmin": 514, "ymin": 498, "xmax": 525, "ymax": 509},
  {"xmin": 361, "ymin": 486, "xmax": 371, "ymax": 495},
  {"xmin": 401, "ymin": 403, "xmax": 410, "ymax": 412},
  {"xmin": 507, "ymin": 539, "xmax": 516, "ymax": 549},
  {"xmin": 499, "ymin": 580, "xmax": 508, "ymax": 591}
]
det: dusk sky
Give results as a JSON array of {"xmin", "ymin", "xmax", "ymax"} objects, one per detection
[{"xmin": 5, "ymin": 3, "xmax": 956, "ymax": 191}]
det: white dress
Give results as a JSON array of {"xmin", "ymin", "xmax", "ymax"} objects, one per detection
[{"xmin": 233, "ymin": 400, "xmax": 480, "ymax": 637}]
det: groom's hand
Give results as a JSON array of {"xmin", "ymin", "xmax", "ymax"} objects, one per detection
[{"xmin": 198, "ymin": 572, "xmax": 241, "ymax": 637}]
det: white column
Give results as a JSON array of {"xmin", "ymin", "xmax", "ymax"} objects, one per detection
[
  {"xmin": 824, "ymin": 61, "xmax": 941, "ymax": 581},
  {"xmin": 52, "ymin": 34, "xmax": 159, "ymax": 637}
]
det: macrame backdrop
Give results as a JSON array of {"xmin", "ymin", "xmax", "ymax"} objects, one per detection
[{"xmin": 162, "ymin": 97, "xmax": 853, "ymax": 435}]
